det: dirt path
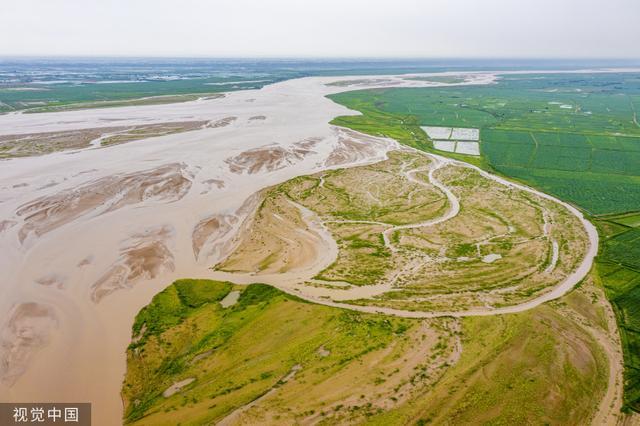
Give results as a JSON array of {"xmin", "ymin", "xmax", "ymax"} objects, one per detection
[
  {"xmin": 627, "ymin": 94, "xmax": 639, "ymax": 129},
  {"xmin": 217, "ymin": 364, "xmax": 302, "ymax": 426},
  {"xmin": 381, "ymin": 157, "xmax": 460, "ymax": 251},
  {"xmin": 323, "ymin": 157, "xmax": 460, "ymax": 254},
  {"xmin": 552, "ymin": 285, "xmax": 624, "ymax": 426},
  {"xmin": 589, "ymin": 298, "xmax": 625, "ymax": 425},
  {"xmin": 590, "ymin": 323, "xmax": 624, "ymax": 425}
]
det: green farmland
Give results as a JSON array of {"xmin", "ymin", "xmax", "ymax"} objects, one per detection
[
  {"xmin": 603, "ymin": 228, "xmax": 640, "ymax": 271},
  {"xmin": 482, "ymin": 129, "xmax": 640, "ymax": 215},
  {"xmin": 329, "ymin": 72, "xmax": 640, "ymax": 216},
  {"xmin": 328, "ymin": 71, "xmax": 640, "ymax": 412},
  {"xmin": 598, "ymin": 220, "xmax": 640, "ymax": 411}
]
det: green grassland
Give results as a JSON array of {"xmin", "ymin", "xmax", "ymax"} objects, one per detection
[
  {"xmin": 370, "ymin": 303, "xmax": 607, "ymax": 425},
  {"xmin": 123, "ymin": 279, "xmax": 427, "ymax": 424},
  {"xmin": 602, "ymin": 228, "xmax": 640, "ymax": 271},
  {"xmin": 123, "ymin": 279, "xmax": 608, "ymax": 425}
]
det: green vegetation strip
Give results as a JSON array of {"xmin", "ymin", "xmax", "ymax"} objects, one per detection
[{"xmin": 0, "ymin": 75, "xmax": 277, "ymax": 113}]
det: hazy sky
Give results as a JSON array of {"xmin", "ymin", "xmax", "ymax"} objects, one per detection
[{"xmin": 2, "ymin": 0, "xmax": 639, "ymax": 58}]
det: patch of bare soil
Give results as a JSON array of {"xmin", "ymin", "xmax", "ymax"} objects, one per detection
[
  {"xmin": 100, "ymin": 120, "xmax": 209, "ymax": 146},
  {"xmin": 77, "ymin": 256, "xmax": 93, "ymax": 267},
  {"xmin": 192, "ymin": 215, "xmax": 235, "ymax": 260},
  {"xmin": 162, "ymin": 378, "xmax": 195, "ymax": 398},
  {"xmin": 217, "ymin": 365, "xmax": 303, "ymax": 426},
  {"xmin": 293, "ymin": 137, "xmax": 322, "ymax": 152},
  {"xmin": 217, "ymin": 150, "xmax": 590, "ymax": 314},
  {"xmin": 215, "ymin": 194, "xmax": 327, "ymax": 274},
  {"xmin": 90, "ymin": 225, "xmax": 175, "ymax": 302},
  {"xmin": 556, "ymin": 278, "xmax": 626, "ymax": 425},
  {"xmin": 0, "ymin": 120, "xmax": 214, "ymax": 157},
  {"xmin": 325, "ymin": 128, "xmax": 390, "ymax": 166},
  {"xmin": 0, "ymin": 220, "xmax": 16, "ymax": 233},
  {"xmin": 208, "ymin": 117, "xmax": 237, "ymax": 128},
  {"xmin": 201, "ymin": 178, "xmax": 225, "ymax": 189},
  {"xmin": 0, "ymin": 126, "xmax": 127, "ymax": 158},
  {"xmin": 35, "ymin": 274, "xmax": 66, "ymax": 289},
  {"xmin": 200, "ymin": 178, "xmax": 225, "ymax": 194},
  {"xmin": 0, "ymin": 303, "xmax": 58, "ymax": 386},
  {"xmin": 232, "ymin": 319, "xmax": 461, "ymax": 425},
  {"xmin": 16, "ymin": 163, "xmax": 192, "ymax": 243},
  {"xmin": 225, "ymin": 138, "xmax": 320, "ymax": 175},
  {"xmin": 192, "ymin": 193, "xmax": 261, "ymax": 261}
]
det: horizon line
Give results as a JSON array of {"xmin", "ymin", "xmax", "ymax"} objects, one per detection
[{"xmin": 1, "ymin": 55, "xmax": 640, "ymax": 62}]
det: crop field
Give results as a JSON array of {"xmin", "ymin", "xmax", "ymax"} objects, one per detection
[
  {"xmin": 123, "ymin": 278, "xmax": 608, "ymax": 425},
  {"xmin": 328, "ymin": 92, "xmax": 483, "ymax": 167},
  {"xmin": 593, "ymin": 208, "xmax": 640, "ymax": 411},
  {"xmin": 599, "ymin": 218, "xmax": 640, "ymax": 411},
  {"xmin": 481, "ymin": 129, "xmax": 640, "ymax": 214},
  {"xmin": 598, "ymin": 236, "xmax": 640, "ymax": 410},
  {"xmin": 613, "ymin": 213, "xmax": 640, "ymax": 228},
  {"xmin": 328, "ymin": 93, "xmax": 433, "ymax": 152},
  {"xmin": 603, "ymin": 228, "xmax": 640, "ymax": 271},
  {"xmin": 328, "ymin": 71, "xmax": 640, "ymax": 412},
  {"xmin": 377, "ymin": 73, "xmax": 640, "ymax": 134}
]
